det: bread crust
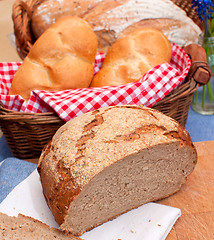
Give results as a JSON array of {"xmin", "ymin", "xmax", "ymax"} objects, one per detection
[
  {"xmin": 90, "ymin": 28, "xmax": 172, "ymax": 87},
  {"xmin": 30, "ymin": 0, "xmax": 202, "ymax": 51},
  {"xmin": 0, "ymin": 212, "xmax": 80, "ymax": 239},
  {"xmin": 9, "ymin": 16, "xmax": 98, "ymax": 100},
  {"xmin": 38, "ymin": 105, "xmax": 197, "ymax": 235},
  {"xmin": 31, "ymin": 0, "xmax": 126, "ymax": 39},
  {"xmin": 118, "ymin": 18, "xmax": 202, "ymax": 47}
]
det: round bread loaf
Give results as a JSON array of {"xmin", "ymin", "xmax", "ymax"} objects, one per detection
[
  {"xmin": 9, "ymin": 16, "xmax": 98, "ymax": 100},
  {"xmin": 38, "ymin": 105, "xmax": 197, "ymax": 236},
  {"xmin": 90, "ymin": 28, "xmax": 172, "ymax": 87}
]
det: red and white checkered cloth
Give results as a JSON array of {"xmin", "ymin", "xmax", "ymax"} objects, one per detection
[{"xmin": 0, "ymin": 43, "xmax": 191, "ymax": 122}]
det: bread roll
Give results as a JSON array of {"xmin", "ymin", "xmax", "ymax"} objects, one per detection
[
  {"xmin": 38, "ymin": 105, "xmax": 197, "ymax": 236},
  {"xmin": 30, "ymin": 0, "xmax": 202, "ymax": 51},
  {"xmin": 0, "ymin": 212, "xmax": 80, "ymax": 239},
  {"xmin": 90, "ymin": 28, "xmax": 172, "ymax": 87},
  {"xmin": 9, "ymin": 16, "xmax": 98, "ymax": 100}
]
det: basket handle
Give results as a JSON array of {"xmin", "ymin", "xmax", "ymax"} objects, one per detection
[
  {"xmin": 183, "ymin": 44, "xmax": 212, "ymax": 86},
  {"xmin": 12, "ymin": 0, "xmax": 43, "ymax": 60}
]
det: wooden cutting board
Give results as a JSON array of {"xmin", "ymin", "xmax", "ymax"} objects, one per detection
[{"xmin": 160, "ymin": 141, "xmax": 214, "ymax": 240}]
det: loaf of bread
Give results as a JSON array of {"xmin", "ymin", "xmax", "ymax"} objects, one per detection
[
  {"xmin": 0, "ymin": 212, "xmax": 80, "ymax": 239},
  {"xmin": 30, "ymin": 0, "xmax": 202, "ymax": 52},
  {"xmin": 90, "ymin": 28, "xmax": 172, "ymax": 87},
  {"xmin": 38, "ymin": 105, "xmax": 197, "ymax": 236},
  {"xmin": 31, "ymin": 0, "xmax": 124, "ymax": 40},
  {"xmin": 118, "ymin": 18, "xmax": 202, "ymax": 47},
  {"xmin": 9, "ymin": 16, "xmax": 98, "ymax": 100}
]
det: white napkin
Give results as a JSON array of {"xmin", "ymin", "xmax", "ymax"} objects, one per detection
[{"xmin": 0, "ymin": 170, "xmax": 181, "ymax": 240}]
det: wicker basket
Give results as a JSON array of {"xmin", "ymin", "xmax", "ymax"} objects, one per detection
[{"xmin": 0, "ymin": 0, "xmax": 210, "ymax": 160}]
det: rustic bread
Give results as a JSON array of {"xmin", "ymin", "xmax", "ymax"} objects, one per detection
[
  {"xmin": 30, "ymin": 0, "xmax": 202, "ymax": 52},
  {"xmin": 118, "ymin": 18, "xmax": 202, "ymax": 47},
  {"xmin": 90, "ymin": 28, "xmax": 172, "ymax": 87},
  {"xmin": 9, "ymin": 16, "xmax": 98, "ymax": 100},
  {"xmin": 0, "ymin": 212, "xmax": 80, "ymax": 239},
  {"xmin": 31, "ymin": 0, "xmax": 125, "ymax": 40},
  {"xmin": 38, "ymin": 105, "xmax": 197, "ymax": 236}
]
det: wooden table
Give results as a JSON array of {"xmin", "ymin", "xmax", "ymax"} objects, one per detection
[{"xmin": 159, "ymin": 141, "xmax": 214, "ymax": 240}]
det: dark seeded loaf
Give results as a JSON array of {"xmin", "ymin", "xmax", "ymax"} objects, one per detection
[
  {"xmin": 38, "ymin": 105, "xmax": 197, "ymax": 236},
  {"xmin": 0, "ymin": 212, "xmax": 81, "ymax": 239}
]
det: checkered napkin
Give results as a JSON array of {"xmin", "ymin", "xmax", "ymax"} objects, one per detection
[{"xmin": 0, "ymin": 43, "xmax": 191, "ymax": 122}]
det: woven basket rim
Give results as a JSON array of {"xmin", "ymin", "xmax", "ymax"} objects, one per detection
[
  {"xmin": 0, "ymin": 76, "xmax": 199, "ymax": 120},
  {"xmin": 154, "ymin": 77, "xmax": 199, "ymax": 106}
]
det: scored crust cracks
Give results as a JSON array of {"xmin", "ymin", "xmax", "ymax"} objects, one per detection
[{"xmin": 38, "ymin": 105, "xmax": 197, "ymax": 236}]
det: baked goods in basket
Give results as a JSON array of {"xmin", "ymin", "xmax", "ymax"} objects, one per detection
[
  {"xmin": 90, "ymin": 28, "xmax": 172, "ymax": 87},
  {"xmin": 38, "ymin": 105, "xmax": 197, "ymax": 236},
  {"xmin": 30, "ymin": 0, "xmax": 202, "ymax": 52},
  {"xmin": 9, "ymin": 16, "xmax": 98, "ymax": 100}
]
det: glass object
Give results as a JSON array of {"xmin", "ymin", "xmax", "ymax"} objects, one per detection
[{"xmin": 192, "ymin": 35, "xmax": 214, "ymax": 115}]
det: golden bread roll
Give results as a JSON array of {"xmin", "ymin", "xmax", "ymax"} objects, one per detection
[
  {"xmin": 90, "ymin": 28, "xmax": 172, "ymax": 87},
  {"xmin": 9, "ymin": 16, "xmax": 98, "ymax": 100}
]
